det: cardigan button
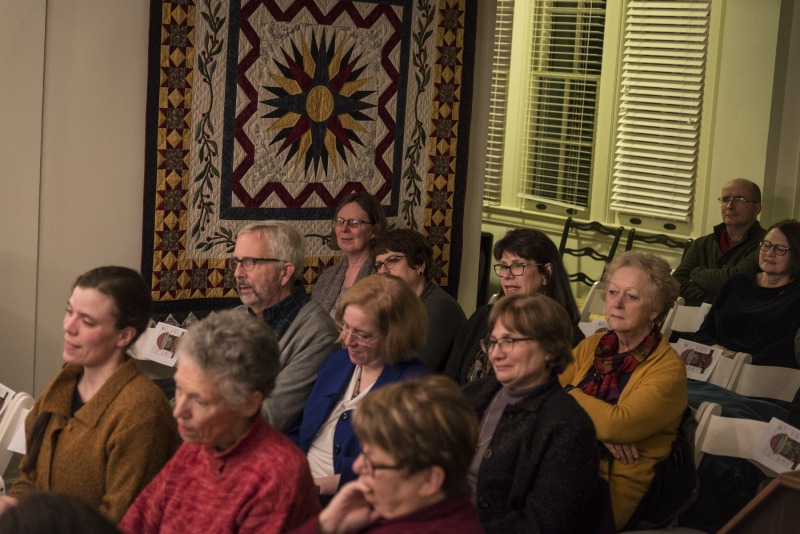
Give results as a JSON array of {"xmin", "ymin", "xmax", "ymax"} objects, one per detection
[
  {"xmin": 484, "ymin": 449, "xmax": 493, "ymax": 459},
  {"xmin": 341, "ymin": 412, "xmax": 350, "ymax": 421},
  {"xmin": 334, "ymin": 444, "xmax": 342, "ymax": 455}
]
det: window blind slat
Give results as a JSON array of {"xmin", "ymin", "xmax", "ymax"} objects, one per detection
[{"xmin": 611, "ymin": 0, "xmax": 710, "ymax": 221}]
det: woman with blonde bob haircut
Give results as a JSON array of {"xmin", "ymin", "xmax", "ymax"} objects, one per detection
[
  {"xmin": 334, "ymin": 273, "xmax": 428, "ymax": 364},
  {"xmin": 292, "ymin": 376, "xmax": 484, "ymax": 533},
  {"xmin": 463, "ymin": 293, "xmax": 601, "ymax": 533},
  {"xmin": 561, "ymin": 251, "xmax": 686, "ymax": 530},
  {"xmin": 290, "ymin": 275, "xmax": 429, "ymax": 496}
]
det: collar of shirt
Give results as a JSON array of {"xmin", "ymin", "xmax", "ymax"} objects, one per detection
[{"xmin": 249, "ymin": 282, "xmax": 310, "ymax": 338}]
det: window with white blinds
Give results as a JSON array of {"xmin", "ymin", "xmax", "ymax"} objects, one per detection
[
  {"xmin": 518, "ymin": 1, "xmax": 606, "ymax": 211},
  {"xmin": 482, "ymin": 0, "xmax": 515, "ymax": 205},
  {"xmin": 610, "ymin": 0, "xmax": 711, "ymax": 222}
]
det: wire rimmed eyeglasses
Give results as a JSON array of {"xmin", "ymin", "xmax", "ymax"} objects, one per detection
[
  {"xmin": 759, "ymin": 240, "xmax": 791, "ymax": 256},
  {"xmin": 338, "ymin": 323, "xmax": 382, "ymax": 344},
  {"xmin": 493, "ymin": 262, "xmax": 542, "ymax": 276},
  {"xmin": 374, "ymin": 255, "xmax": 405, "ymax": 271},
  {"xmin": 718, "ymin": 196, "xmax": 758, "ymax": 205},
  {"xmin": 334, "ymin": 217, "xmax": 373, "ymax": 229},
  {"xmin": 480, "ymin": 336, "xmax": 535, "ymax": 353},
  {"xmin": 228, "ymin": 257, "xmax": 285, "ymax": 271}
]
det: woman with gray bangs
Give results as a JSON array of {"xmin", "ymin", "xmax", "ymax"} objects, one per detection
[{"xmin": 119, "ymin": 310, "xmax": 320, "ymax": 534}]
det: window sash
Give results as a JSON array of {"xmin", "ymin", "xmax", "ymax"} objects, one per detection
[{"xmin": 519, "ymin": 0, "xmax": 606, "ymax": 210}]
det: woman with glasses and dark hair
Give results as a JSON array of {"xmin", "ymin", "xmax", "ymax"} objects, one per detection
[
  {"xmin": 372, "ymin": 228, "xmax": 466, "ymax": 372},
  {"xmin": 693, "ymin": 219, "xmax": 800, "ymax": 368},
  {"xmin": 313, "ymin": 192, "xmax": 387, "ymax": 317},
  {"xmin": 444, "ymin": 228, "xmax": 583, "ymax": 385},
  {"xmin": 683, "ymin": 221, "xmax": 800, "ymax": 531},
  {"xmin": 462, "ymin": 294, "xmax": 603, "ymax": 533},
  {"xmin": 291, "ymin": 376, "xmax": 483, "ymax": 534},
  {"xmin": 290, "ymin": 275, "xmax": 428, "ymax": 498},
  {"xmin": 1, "ymin": 267, "xmax": 180, "ymax": 521}
]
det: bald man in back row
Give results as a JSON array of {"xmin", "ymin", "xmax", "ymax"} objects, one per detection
[{"xmin": 673, "ymin": 178, "xmax": 766, "ymax": 306}]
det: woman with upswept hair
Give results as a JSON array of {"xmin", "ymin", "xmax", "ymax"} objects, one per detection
[{"xmin": 2, "ymin": 267, "xmax": 179, "ymax": 522}]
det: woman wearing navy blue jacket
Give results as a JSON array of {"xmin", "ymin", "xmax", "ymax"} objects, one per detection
[{"xmin": 289, "ymin": 274, "xmax": 428, "ymax": 496}]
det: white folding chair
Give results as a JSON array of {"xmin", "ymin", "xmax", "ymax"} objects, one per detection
[
  {"xmin": 664, "ymin": 302, "xmax": 712, "ymax": 337},
  {"xmin": 695, "ymin": 412, "xmax": 775, "ymax": 476},
  {"xmin": 579, "ymin": 281, "xmax": 605, "ymax": 321},
  {"xmin": 694, "ymin": 401, "xmax": 723, "ymax": 467},
  {"xmin": 0, "ymin": 391, "xmax": 34, "ymax": 476},
  {"xmin": 706, "ymin": 352, "xmax": 752, "ymax": 389},
  {"xmin": 729, "ymin": 364, "xmax": 800, "ymax": 403}
]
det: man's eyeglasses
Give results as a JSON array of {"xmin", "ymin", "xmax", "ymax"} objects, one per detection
[
  {"xmin": 334, "ymin": 217, "xmax": 373, "ymax": 229},
  {"xmin": 374, "ymin": 255, "xmax": 405, "ymax": 271},
  {"xmin": 718, "ymin": 196, "xmax": 758, "ymax": 205},
  {"xmin": 493, "ymin": 262, "xmax": 542, "ymax": 276},
  {"xmin": 228, "ymin": 257, "xmax": 285, "ymax": 271},
  {"xmin": 480, "ymin": 336, "xmax": 535, "ymax": 353},
  {"xmin": 358, "ymin": 453, "xmax": 404, "ymax": 477},
  {"xmin": 338, "ymin": 323, "xmax": 381, "ymax": 344},
  {"xmin": 759, "ymin": 240, "xmax": 791, "ymax": 256}
]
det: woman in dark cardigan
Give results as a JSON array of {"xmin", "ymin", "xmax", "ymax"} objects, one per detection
[{"xmin": 463, "ymin": 294, "xmax": 603, "ymax": 533}]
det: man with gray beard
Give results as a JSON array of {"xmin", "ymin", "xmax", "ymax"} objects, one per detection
[{"xmin": 232, "ymin": 221, "xmax": 338, "ymax": 432}]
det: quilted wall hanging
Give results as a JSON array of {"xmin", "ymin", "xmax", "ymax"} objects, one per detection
[{"xmin": 141, "ymin": 0, "xmax": 476, "ymax": 322}]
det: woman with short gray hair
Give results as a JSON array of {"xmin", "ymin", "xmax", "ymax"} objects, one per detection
[{"xmin": 120, "ymin": 310, "xmax": 320, "ymax": 533}]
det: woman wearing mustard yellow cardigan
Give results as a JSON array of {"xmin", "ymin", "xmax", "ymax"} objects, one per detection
[{"xmin": 560, "ymin": 252, "xmax": 687, "ymax": 530}]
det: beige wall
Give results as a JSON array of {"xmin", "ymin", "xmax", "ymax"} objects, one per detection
[
  {"xmin": 0, "ymin": 0, "xmax": 46, "ymax": 394},
  {"xmin": 0, "ymin": 0, "xmax": 150, "ymax": 394}
]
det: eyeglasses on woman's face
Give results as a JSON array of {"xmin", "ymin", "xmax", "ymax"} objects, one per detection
[
  {"xmin": 374, "ymin": 254, "xmax": 405, "ymax": 271},
  {"xmin": 760, "ymin": 240, "xmax": 791, "ymax": 256},
  {"xmin": 338, "ymin": 322, "xmax": 382, "ymax": 345},
  {"xmin": 480, "ymin": 336, "xmax": 535, "ymax": 353},
  {"xmin": 493, "ymin": 262, "xmax": 543, "ymax": 276},
  {"xmin": 357, "ymin": 452, "xmax": 404, "ymax": 477},
  {"xmin": 333, "ymin": 217, "xmax": 372, "ymax": 229}
]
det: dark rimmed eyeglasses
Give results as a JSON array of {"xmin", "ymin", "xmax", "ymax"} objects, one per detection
[
  {"xmin": 374, "ymin": 255, "xmax": 405, "ymax": 271},
  {"xmin": 759, "ymin": 240, "xmax": 791, "ymax": 256},
  {"xmin": 493, "ymin": 262, "xmax": 543, "ymax": 276},
  {"xmin": 480, "ymin": 336, "xmax": 535, "ymax": 353},
  {"xmin": 334, "ymin": 217, "xmax": 373, "ymax": 229},
  {"xmin": 358, "ymin": 452, "xmax": 404, "ymax": 477},
  {"xmin": 718, "ymin": 196, "xmax": 758, "ymax": 205},
  {"xmin": 228, "ymin": 257, "xmax": 285, "ymax": 271}
]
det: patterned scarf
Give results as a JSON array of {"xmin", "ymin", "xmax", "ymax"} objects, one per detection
[{"xmin": 580, "ymin": 327, "xmax": 662, "ymax": 404}]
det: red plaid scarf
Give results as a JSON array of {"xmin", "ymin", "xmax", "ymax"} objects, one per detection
[{"xmin": 581, "ymin": 327, "xmax": 662, "ymax": 404}]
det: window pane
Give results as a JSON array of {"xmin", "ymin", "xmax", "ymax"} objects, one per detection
[{"xmin": 520, "ymin": 0, "xmax": 606, "ymax": 209}]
